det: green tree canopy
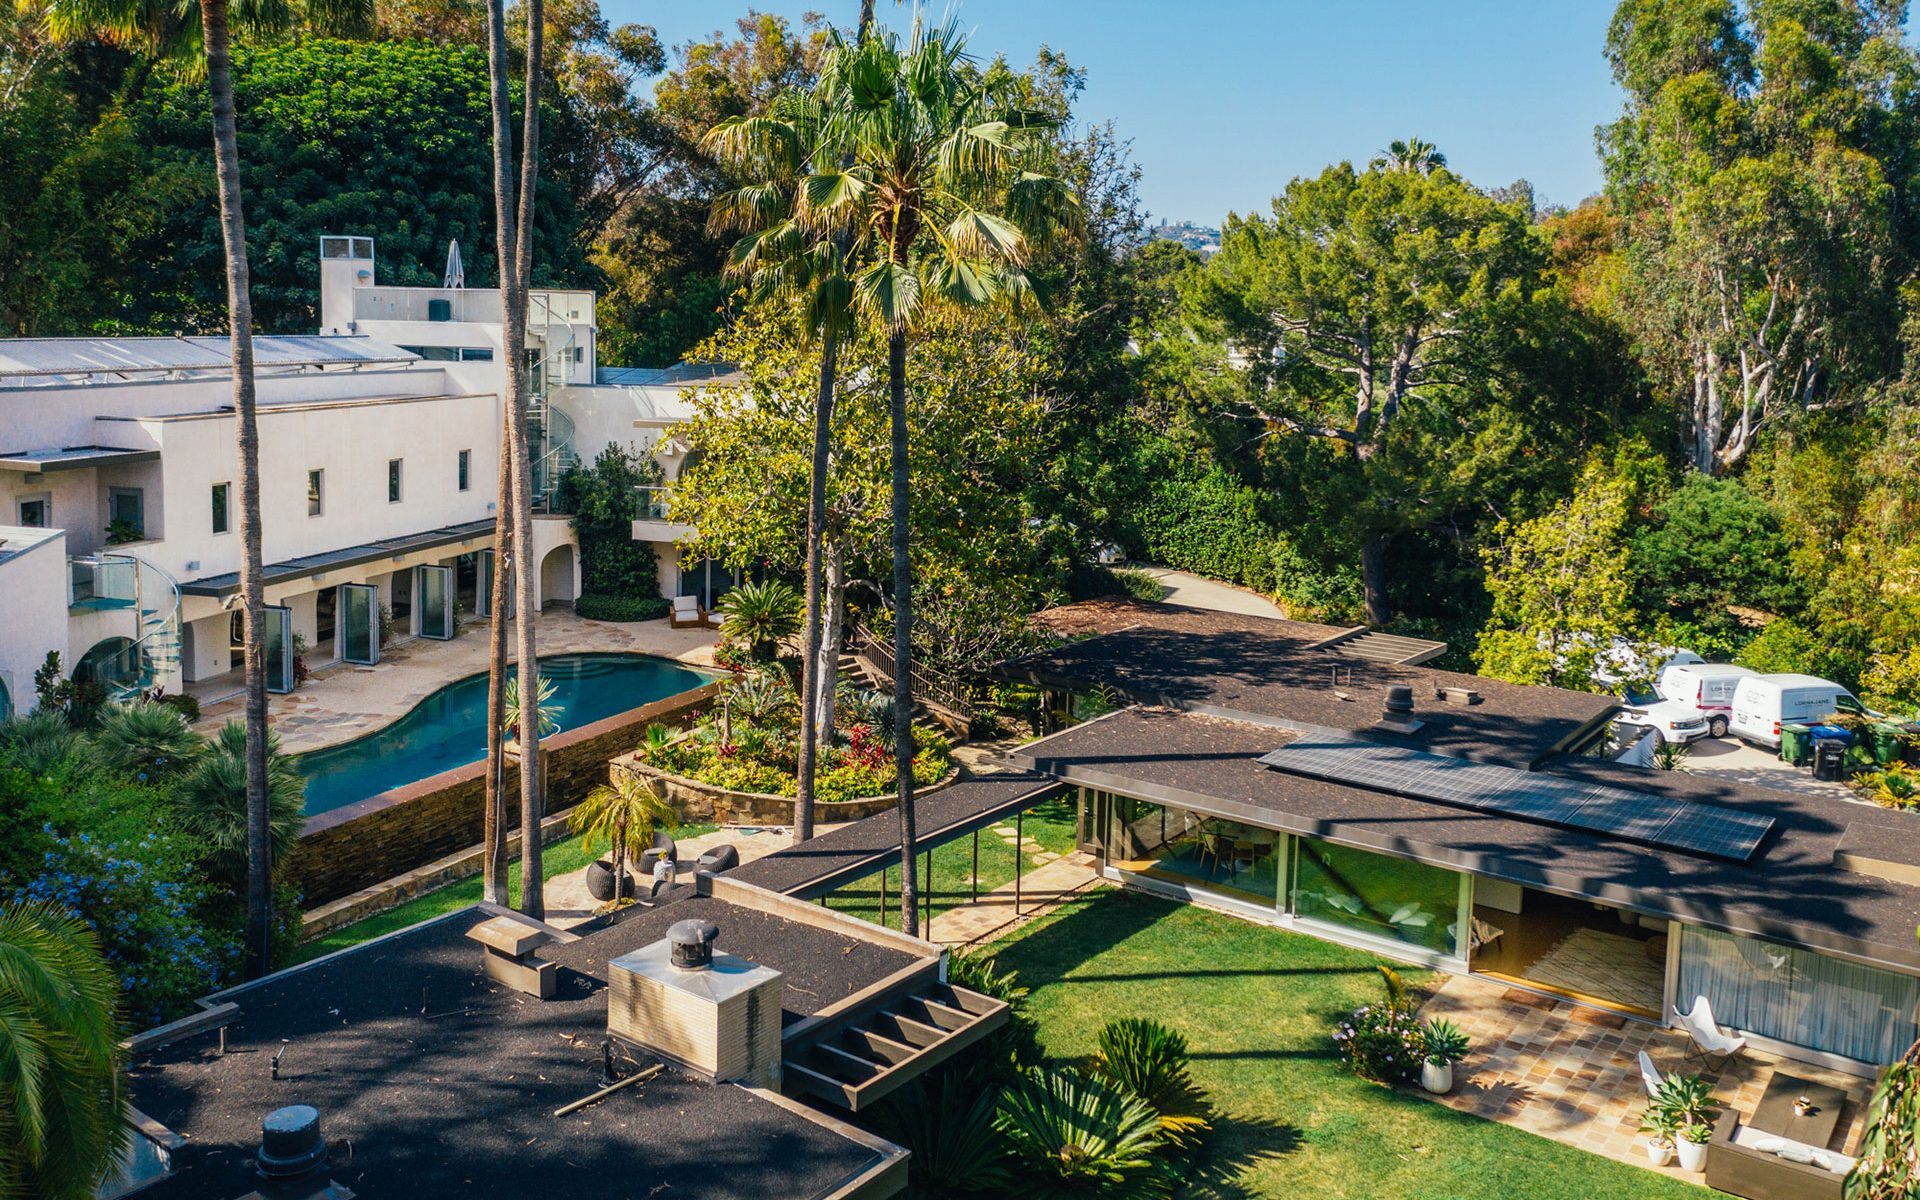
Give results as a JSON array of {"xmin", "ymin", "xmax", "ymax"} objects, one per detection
[{"xmin": 1630, "ymin": 471, "xmax": 1804, "ymax": 635}]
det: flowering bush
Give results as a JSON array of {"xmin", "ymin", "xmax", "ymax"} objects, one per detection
[
  {"xmin": 14, "ymin": 826, "xmax": 233, "ymax": 1025},
  {"xmin": 1332, "ymin": 1002, "xmax": 1428, "ymax": 1084}
]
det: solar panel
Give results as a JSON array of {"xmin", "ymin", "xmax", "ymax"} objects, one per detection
[{"xmin": 1258, "ymin": 733, "xmax": 1773, "ymax": 861}]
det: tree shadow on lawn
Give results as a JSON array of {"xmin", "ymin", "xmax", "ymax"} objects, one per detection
[{"xmin": 1181, "ymin": 1112, "xmax": 1305, "ymax": 1200}]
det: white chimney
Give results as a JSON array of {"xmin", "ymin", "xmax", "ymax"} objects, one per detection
[
  {"xmin": 606, "ymin": 920, "xmax": 783, "ymax": 1089},
  {"xmin": 318, "ymin": 235, "xmax": 376, "ymax": 334}
]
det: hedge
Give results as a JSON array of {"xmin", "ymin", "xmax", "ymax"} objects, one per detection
[{"xmin": 575, "ymin": 593, "xmax": 671, "ymax": 623}]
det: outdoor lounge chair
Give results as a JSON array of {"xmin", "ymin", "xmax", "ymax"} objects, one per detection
[
  {"xmin": 668, "ymin": 595, "xmax": 711, "ymax": 629},
  {"xmin": 1675, "ymin": 995, "xmax": 1747, "ymax": 1067},
  {"xmin": 1638, "ymin": 1049, "xmax": 1665, "ymax": 1098}
]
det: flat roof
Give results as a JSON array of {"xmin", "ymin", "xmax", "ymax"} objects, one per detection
[
  {"xmin": 999, "ymin": 602, "xmax": 1617, "ymax": 768},
  {"xmin": 0, "ymin": 445, "xmax": 159, "ymax": 472},
  {"xmin": 0, "ymin": 334, "xmax": 417, "ymax": 382},
  {"xmin": 596, "ymin": 363, "xmax": 745, "ymax": 388},
  {"xmin": 1010, "ymin": 706, "xmax": 1920, "ymax": 972},
  {"xmin": 179, "ymin": 518, "xmax": 495, "ymax": 596},
  {"xmin": 129, "ymin": 895, "xmax": 914, "ymax": 1199}
]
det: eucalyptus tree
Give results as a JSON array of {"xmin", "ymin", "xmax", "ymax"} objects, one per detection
[
  {"xmin": 34, "ymin": 0, "xmax": 372, "ymax": 979},
  {"xmin": 804, "ymin": 15, "xmax": 1077, "ymax": 933}
]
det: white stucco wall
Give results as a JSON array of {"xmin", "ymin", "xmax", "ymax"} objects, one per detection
[{"xmin": 0, "ymin": 529, "xmax": 70, "ymax": 715}]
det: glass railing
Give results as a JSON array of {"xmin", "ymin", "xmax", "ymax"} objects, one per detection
[
  {"xmin": 634, "ymin": 485, "xmax": 675, "ymax": 522},
  {"xmin": 69, "ymin": 555, "xmax": 139, "ymax": 610}
]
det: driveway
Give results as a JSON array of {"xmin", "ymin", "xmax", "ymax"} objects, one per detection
[
  {"xmin": 1678, "ymin": 736, "xmax": 1862, "ymax": 803},
  {"xmin": 1130, "ymin": 566, "xmax": 1285, "ymax": 619}
]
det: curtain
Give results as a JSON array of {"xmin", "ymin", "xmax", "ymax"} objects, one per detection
[{"xmin": 1677, "ymin": 926, "xmax": 1920, "ymax": 1064}]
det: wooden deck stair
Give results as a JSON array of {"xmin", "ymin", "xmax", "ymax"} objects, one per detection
[{"xmin": 783, "ymin": 980, "xmax": 1007, "ymax": 1111}]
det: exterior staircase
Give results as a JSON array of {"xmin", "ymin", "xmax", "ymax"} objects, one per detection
[
  {"xmin": 843, "ymin": 629, "xmax": 971, "ymax": 738},
  {"xmin": 527, "ymin": 291, "xmax": 581, "ymax": 509},
  {"xmin": 68, "ymin": 553, "xmax": 182, "ymax": 699}
]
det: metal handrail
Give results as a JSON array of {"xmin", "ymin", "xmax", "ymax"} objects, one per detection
[
  {"xmin": 68, "ymin": 552, "xmax": 182, "ymax": 699},
  {"xmin": 527, "ymin": 291, "xmax": 580, "ymax": 508},
  {"xmin": 851, "ymin": 623, "xmax": 974, "ymax": 718}
]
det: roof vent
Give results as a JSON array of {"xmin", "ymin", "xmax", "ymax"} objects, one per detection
[
  {"xmin": 1375, "ymin": 685, "xmax": 1425, "ymax": 735},
  {"xmin": 256, "ymin": 1105, "xmax": 327, "ymax": 1180},
  {"xmin": 669, "ymin": 918, "xmax": 719, "ymax": 970},
  {"xmin": 1439, "ymin": 686, "xmax": 1482, "ymax": 706}
]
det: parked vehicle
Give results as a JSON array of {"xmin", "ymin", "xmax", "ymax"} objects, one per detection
[
  {"xmin": 1615, "ymin": 698, "xmax": 1712, "ymax": 748},
  {"xmin": 1655, "ymin": 663, "xmax": 1758, "ymax": 738},
  {"xmin": 1728, "ymin": 674, "xmax": 1872, "ymax": 749}
]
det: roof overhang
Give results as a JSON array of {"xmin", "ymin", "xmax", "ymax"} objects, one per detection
[
  {"xmin": 0, "ymin": 446, "xmax": 160, "ymax": 472},
  {"xmin": 180, "ymin": 518, "xmax": 495, "ymax": 597}
]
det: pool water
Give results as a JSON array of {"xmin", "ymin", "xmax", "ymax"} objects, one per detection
[{"xmin": 297, "ymin": 652, "xmax": 716, "ymax": 815}]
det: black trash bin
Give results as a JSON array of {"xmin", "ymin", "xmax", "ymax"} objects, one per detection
[{"xmin": 1813, "ymin": 739, "xmax": 1849, "ymax": 782}]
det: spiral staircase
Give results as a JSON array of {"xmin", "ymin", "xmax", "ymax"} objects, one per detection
[
  {"xmin": 67, "ymin": 552, "xmax": 182, "ymax": 699},
  {"xmin": 527, "ymin": 291, "xmax": 581, "ymax": 509}
]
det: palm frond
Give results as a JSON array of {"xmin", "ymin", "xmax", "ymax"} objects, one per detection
[{"xmin": 856, "ymin": 257, "xmax": 922, "ymax": 330}]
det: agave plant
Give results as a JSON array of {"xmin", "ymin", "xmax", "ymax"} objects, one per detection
[
  {"xmin": 1093, "ymin": 1018, "xmax": 1213, "ymax": 1149},
  {"xmin": 171, "ymin": 722, "xmax": 307, "ymax": 883},
  {"xmin": 715, "ymin": 579, "xmax": 802, "ymax": 662},
  {"xmin": 725, "ymin": 671, "xmax": 796, "ymax": 727},
  {"xmin": 93, "ymin": 700, "xmax": 206, "ymax": 781},
  {"xmin": 870, "ymin": 1076, "xmax": 1012, "ymax": 1198},
  {"xmin": 997, "ymin": 1068, "xmax": 1171, "ymax": 1199},
  {"xmin": 836, "ymin": 683, "xmax": 892, "ymax": 731}
]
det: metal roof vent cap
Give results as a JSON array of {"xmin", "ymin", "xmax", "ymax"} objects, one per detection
[
  {"xmin": 256, "ymin": 1104, "xmax": 327, "ymax": 1180},
  {"xmin": 1384, "ymin": 685, "xmax": 1415, "ymax": 717},
  {"xmin": 668, "ymin": 919, "xmax": 720, "ymax": 970}
]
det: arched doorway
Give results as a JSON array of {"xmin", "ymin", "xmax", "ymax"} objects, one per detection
[
  {"xmin": 73, "ymin": 636, "xmax": 140, "ymax": 691},
  {"xmin": 540, "ymin": 544, "xmax": 577, "ymax": 609}
]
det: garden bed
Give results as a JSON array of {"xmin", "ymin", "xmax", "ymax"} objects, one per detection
[{"xmin": 611, "ymin": 754, "xmax": 961, "ymax": 825}]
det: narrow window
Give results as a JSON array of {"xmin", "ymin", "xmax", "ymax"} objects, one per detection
[
  {"xmin": 308, "ymin": 470, "xmax": 324, "ymax": 517},
  {"xmin": 211, "ymin": 482, "xmax": 230, "ymax": 534},
  {"xmin": 107, "ymin": 487, "xmax": 144, "ymax": 540},
  {"xmin": 17, "ymin": 496, "xmax": 48, "ymax": 527},
  {"xmin": 388, "ymin": 458, "xmax": 404, "ymax": 503},
  {"xmin": 457, "ymin": 449, "xmax": 471, "ymax": 492}
]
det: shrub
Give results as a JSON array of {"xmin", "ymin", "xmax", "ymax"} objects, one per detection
[
  {"xmin": 869, "ymin": 1075, "xmax": 1012, "ymax": 1199},
  {"xmin": 1094, "ymin": 1018, "xmax": 1212, "ymax": 1148},
  {"xmin": 1333, "ymin": 1001, "xmax": 1427, "ymax": 1084},
  {"xmin": 1108, "ymin": 568, "xmax": 1166, "ymax": 602},
  {"xmin": 169, "ymin": 722, "xmax": 307, "ymax": 885},
  {"xmin": 1857, "ymin": 763, "xmax": 1920, "ymax": 810},
  {"xmin": 575, "ymin": 592, "xmax": 670, "ymax": 623},
  {"xmin": 93, "ymin": 700, "xmax": 204, "ymax": 782},
  {"xmin": 1271, "ymin": 535, "xmax": 1364, "ymax": 623},
  {"xmin": 1136, "ymin": 464, "xmax": 1280, "ymax": 594},
  {"xmin": 556, "ymin": 446, "xmax": 663, "ymax": 599},
  {"xmin": 150, "ymin": 690, "xmax": 202, "ymax": 724},
  {"xmin": 997, "ymin": 1068, "xmax": 1171, "ymax": 1199},
  {"xmin": 946, "ymin": 950, "xmax": 1042, "ymax": 1083}
]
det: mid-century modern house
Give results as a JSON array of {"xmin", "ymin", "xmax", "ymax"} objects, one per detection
[
  {"xmin": 0, "ymin": 235, "xmax": 730, "ymax": 715},
  {"xmin": 998, "ymin": 600, "xmax": 1920, "ymax": 1077},
  {"xmin": 109, "ymin": 866, "xmax": 1006, "ymax": 1199}
]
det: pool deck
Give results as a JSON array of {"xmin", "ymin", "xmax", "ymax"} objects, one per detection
[{"xmin": 193, "ymin": 610, "xmax": 718, "ymax": 755}]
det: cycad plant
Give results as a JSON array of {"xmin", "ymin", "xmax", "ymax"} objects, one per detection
[
  {"xmin": 569, "ymin": 772, "xmax": 675, "ymax": 902},
  {"xmin": 171, "ymin": 721, "xmax": 306, "ymax": 886},
  {"xmin": 92, "ymin": 701, "xmax": 205, "ymax": 782},
  {"xmin": 996, "ymin": 1068, "xmax": 1171, "ymax": 1199},
  {"xmin": 0, "ymin": 710, "xmax": 88, "ymax": 777},
  {"xmin": 0, "ymin": 901, "xmax": 127, "ymax": 1200},
  {"xmin": 869, "ymin": 1075, "xmax": 1011, "ymax": 1199},
  {"xmin": 716, "ymin": 579, "xmax": 803, "ymax": 662},
  {"xmin": 1093, "ymin": 1018, "xmax": 1213, "ymax": 1149},
  {"xmin": 803, "ymin": 15, "xmax": 1078, "ymax": 934},
  {"xmin": 724, "ymin": 671, "xmax": 796, "ymax": 727},
  {"xmin": 502, "ymin": 674, "xmax": 562, "ymax": 743}
]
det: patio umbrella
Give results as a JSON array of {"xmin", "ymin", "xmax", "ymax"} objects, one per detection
[{"xmin": 443, "ymin": 240, "xmax": 465, "ymax": 289}]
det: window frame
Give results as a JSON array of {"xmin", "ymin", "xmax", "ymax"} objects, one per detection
[
  {"xmin": 457, "ymin": 449, "xmax": 471, "ymax": 492},
  {"xmin": 308, "ymin": 469, "xmax": 324, "ymax": 517},
  {"xmin": 388, "ymin": 458, "xmax": 404, "ymax": 504},
  {"xmin": 210, "ymin": 481, "xmax": 231, "ymax": 535}
]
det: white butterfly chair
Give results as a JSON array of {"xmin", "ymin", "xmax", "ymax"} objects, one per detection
[
  {"xmin": 1637, "ymin": 1049, "xmax": 1665, "ymax": 1098},
  {"xmin": 1674, "ymin": 995, "xmax": 1747, "ymax": 1068}
]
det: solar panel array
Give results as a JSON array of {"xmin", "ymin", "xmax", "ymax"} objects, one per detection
[{"xmin": 1257, "ymin": 733, "xmax": 1774, "ymax": 861}]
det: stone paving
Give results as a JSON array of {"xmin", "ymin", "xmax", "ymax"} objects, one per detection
[
  {"xmin": 1416, "ymin": 972, "xmax": 1873, "ymax": 1184},
  {"xmin": 193, "ymin": 610, "xmax": 716, "ymax": 754},
  {"xmin": 926, "ymin": 849, "xmax": 1101, "ymax": 945}
]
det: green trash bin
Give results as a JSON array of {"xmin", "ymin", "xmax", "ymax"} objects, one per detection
[
  {"xmin": 1779, "ymin": 723, "xmax": 1811, "ymax": 767},
  {"xmin": 1870, "ymin": 722, "xmax": 1905, "ymax": 765}
]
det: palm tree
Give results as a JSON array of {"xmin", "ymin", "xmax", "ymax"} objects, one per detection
[
  {"xmin": 35, "ymin": 0, "xmax": 373, "ymax": 981},
  {"xmin": 0, "ymin": 901, "xmax": 127, "ymax": 1200},
  {"xmin": 803, "ymin": 16, "xmax": 1077, "ymax": 933},
  {"xmin": 568, "ymin": 772, "xmax": 675, "ymax": 904},
  {"xmin": 92, "ymin": 700, "xmax": 205, "ymax": 781},
  {"xmin": 482, "ymin": 0, "xmax": 548, "ymax": 919},
  {"xmin": 715, "ymin": 578, "xmax": 803, "ymax": 662},
  {"xmin": 1372, "ymin": 137, "xmax": 1447, "ymax": 175},
  {"xmin": 171, "ymin": 721, "xmax": 306, "ymax": 885}
]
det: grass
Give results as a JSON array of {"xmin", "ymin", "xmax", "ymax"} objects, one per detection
[
  {"xmin": 822, "ymin": 793, "xmax": 1078, "ymax": 929},
  {"xmin": 982, "ymin": 888, "xmax": 1709, "ymax": 1200},
  {"xmin": 295, "ymin": 823, "xmax": 718, "ymax": 963}
]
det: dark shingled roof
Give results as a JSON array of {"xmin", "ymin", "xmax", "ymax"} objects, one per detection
[
  {"xmin": 1011, "ymin": 707, "xmax": 1920, "ymax": 972},
  {"xmin": 728, "ymin": 772, "xmax": 1067, "ymax": 898},
  {"xmin": 999, "ymin": 602, "xmax": 1616, "ymax": 767},
  {"xmin": 128, "ymin": 896, "xmax": 912, "ymax": 1200}
]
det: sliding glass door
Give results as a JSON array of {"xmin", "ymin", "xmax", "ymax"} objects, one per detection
[
  {"xmin": 1290, "ymin": 838, "xmax": 1467, "ymax": 958},
  {"xmin": 339, "ymin": 584, "xmax": 379, "ymax": 665},
  {"xmin": 262, "ymin": 604, "xmax": 294, "ymax": 694},
  {"xmin": 415, "ymin": 565, "xmax": 454, "ymax": 640},
  {"xmin": 1677, "ymin": 926, "xmax": 1920, "ymax": 1065}
]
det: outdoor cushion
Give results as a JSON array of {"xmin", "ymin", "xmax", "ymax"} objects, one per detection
[
  {"xmin": 1777, "ymin": 1143, "xmax": 1817, "ymax": 1165},
  {"xmin": 1729, "ymin": 1126, "xmax": 1786, "ymax": 1153},
  {"xmin": 1810, "ymin": 1149, "xmax": 1855, "ymax": 1174}
]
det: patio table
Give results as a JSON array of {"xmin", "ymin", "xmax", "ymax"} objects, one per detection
[{"xmin": 1751, "ymin": 1070, "xmax": 1847, "ymax": 1150}]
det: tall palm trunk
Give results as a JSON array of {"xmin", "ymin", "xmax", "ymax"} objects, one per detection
[
  {"xmin": 814, "ymin": 541, "xmax": 846, "ymax": 746},
  {"xmin": 888, "ymin": 326, "xmax": 918, "ymax": 936},
  {"xmin": 482, "ymin": 411, "xmax": 513, "ymax": 906},
  {"xmin": 793, "ymin": 329, "xmax": 839, "ymax": 844},
  {"xmin": 509, "ymin": 0, "xmax": 547, "ymax": 918},
  {"xmin": 201, "ymin": 0, "xmax": 271, "ymax": 978}
]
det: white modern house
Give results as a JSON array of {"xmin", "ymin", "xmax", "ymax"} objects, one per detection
[{"xmin": 0, "ymin": 234, "xmax": 728, "ymax": 717}]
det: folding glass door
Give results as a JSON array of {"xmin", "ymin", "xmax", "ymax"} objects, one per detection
[
  {"xmin": 262, "ymin": 605, "xmax": 294, "ymax": 694},
  {"xmin": 339, "ymin": 584, "xmax": 380, "ymax": 665},
  {"xmin": 416, "ymin": 565, "xmax": 455, "ymax": 640}
]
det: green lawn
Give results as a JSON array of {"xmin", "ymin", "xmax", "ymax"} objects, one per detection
[
  {"xmin": 295, "ymin": 824, "xmax": 717, "ymax": 963},
  {"xmin": 822, "ymin": 794, "xmax": 1078, "ymax": 929},
  {"xmin": 983, "ymin": 888, "xmax": 1710, "ymax": 1200}
]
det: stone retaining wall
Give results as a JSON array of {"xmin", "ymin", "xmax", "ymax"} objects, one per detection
[
  {"xmin": 609, "ymin": 754, "xmax": 957, "ymax": 826},
  {"xmin": 286, "ymin": 681, "xmax": 722, "ymax": 906}
]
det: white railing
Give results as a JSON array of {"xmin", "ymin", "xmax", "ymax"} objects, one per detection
[{"xmin": 352, "ymin": 287, "xmax": 504, "ymax": 324}]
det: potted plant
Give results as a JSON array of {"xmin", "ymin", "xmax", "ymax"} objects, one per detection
[
  {"xmin": 1676, "ymin": 1119, "xmax": 1714, "ymax": 1171},
  {"xmin": 1647, "ymin": 1073, "xmax": 1720, "ymax": 1171},
  {"xmin": 1639, "ymin": 1106, "xmax": 1678, "ymax": 1167},
  {"xmin": 571, "ymin": 771, "xmax": 676, "ymax": 905},
  {"xmin": 1418, "ymin": 1018, "xmax": 1469, "ymax": 1094}
]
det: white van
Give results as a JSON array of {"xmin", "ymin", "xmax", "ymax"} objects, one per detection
[
  {"xmin": 1728, "ymin": 674, "xmax": 1870, "ymax": 749},
  {"xmin": 1656, "ymin": 663, "xmax": 1759, "ymax": 737}
]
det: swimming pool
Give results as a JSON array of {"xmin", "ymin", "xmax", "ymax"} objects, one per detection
[{"xmin": 297, "ymin": 652, "xmax": 717, "ymax": 816}]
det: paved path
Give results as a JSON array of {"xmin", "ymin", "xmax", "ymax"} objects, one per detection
[
  {"xmin": 927, "ymin": 850, "xmax": 1100, "ymax": 945},
  {"xmin": 1130, "ymin": 566, "xmax": 1285, "ymax": 619},
  {"xmin": 1679, "ymin": 737, "xmax": 1862, "ymax": 803},
  {"xmin": 195, "ymin": 609, "xmax": 716, "ymax": 754},
  {"xmin": 542, "ymin": 824, "xmax": 809, "ymax": 930}
]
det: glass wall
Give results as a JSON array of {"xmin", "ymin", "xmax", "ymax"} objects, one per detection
[
  {"xmin": 1291, "ymin": 838, "xmax": 1464, "ymax": 957},
  {"xmin": 1102, "ymin": 794, "xmax": 1282, "ymax": 907},
  {"xmin": 1677, "ymin": 926, "xmax": 1920, "ymax": 1065}
]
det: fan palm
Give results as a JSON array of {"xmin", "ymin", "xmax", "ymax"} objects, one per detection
[
  {"xmin": 715, "ymin": 579, "xmax": 804, "ymax": 661},
  {"xmin": 568, "ymin": 772, "xmax": 674, "ymax": 901},
  {"xmin": 0, "ymin": 901, "xmax": 127, "ymax": 1200},
  {"xmin": 996, "ymin": 1068, "xmax": 1170, "ymax": 1199},
  {"xmin": 171, "ymin": 721, "xmax": 306, "ymax": 886},
  {"xmin": 801, "ymin": 15, "xmax": 1078, "ymax": 933},
  {"xmin": 0, "ymin": 710, "xmax": 88, "ymax": 777},
  {"xmin": 30, "ymin": 0, "xmax": 373, "ymax": 981},
  {"xmin": 92, "ymin": 701, "xmax": 205, "ymax": 781},
  {"xmin": 501, "ymin": 674, "xmax": 561, "ymax": 741},
  {"xmin": 1371, "ymin": 137, "xmax": 1447, "ymax": 175}
]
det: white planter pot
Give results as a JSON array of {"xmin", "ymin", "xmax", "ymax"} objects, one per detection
[
  {"xmin": 1645, "ymin": 1140, "xmax": 1674, "ymax": 1167},
  {"xmin": 1675, "ymin": 1137, "xmax": 1709, "ymax": 1172},
  {"xmin": 1420, "ymin": 1059, "xmax": 1454, "ymax": 1094}
]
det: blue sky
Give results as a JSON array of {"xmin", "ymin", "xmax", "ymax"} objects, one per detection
[{"xmin": 608, "ymin": 1, "xmax": 1628, "ymax": 224}]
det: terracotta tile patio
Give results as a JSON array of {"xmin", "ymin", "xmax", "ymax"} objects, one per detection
[{"xmin": 1416, "ymin": 972, "xmax": 1874, "ymax": 1184}]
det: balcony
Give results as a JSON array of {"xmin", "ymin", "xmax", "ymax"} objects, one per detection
[
  {"xmin": 632, "ymin": 485, "xmax": 693, "ymax": 543},
  {"xmin": 353, "ymin": 287, "xmax": 503, "ymax": 325}
]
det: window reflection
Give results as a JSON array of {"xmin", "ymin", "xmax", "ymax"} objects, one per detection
[
  {"xmin": 1292, "ymin": 838, "xmax": 1462, "ymax": 956},
  {"xmin": 1105, "ymin": 795, "xmax": 1280, "ymax": 906}
]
